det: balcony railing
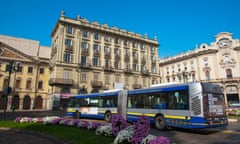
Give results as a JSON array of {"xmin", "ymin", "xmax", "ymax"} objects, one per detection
[
  {"xmin": 79, "ymin": 63, "xmax": 92, "ymax": 69},
  {"xmin": 82, "ymin": 49, "xmax": 89, "ymax": 55},
  {"xmin": 132, "ymin": 84, "xmax": 142, "ymax": 89},
  {"xmin": 141, "ymin": 70, "xmax": 150, "ymax": 75},
  {"xmin": 104, "ymin": 66, "xmax": 114, "ymax": 72},
  {"xmin": 91, "ymin": 80, "xmax": 103, "ymax": 88},
  {"xmin": 49, "ymin": 78, "xmax": 74, "ymax": 86},
  {"xmin": 123, "ymin": 68, "xmax": 132, "ymax": 74}
]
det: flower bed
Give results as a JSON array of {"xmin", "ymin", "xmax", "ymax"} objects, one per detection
[
  {"xmin": 14, "ymin": 115, "xmax": 170, "ymax": 144},
  {"xmin": 226, "ymin": 107, "xmax": 240, "ymax": 116}
]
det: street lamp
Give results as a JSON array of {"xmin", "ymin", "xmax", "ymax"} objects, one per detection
[{"xmin": 2, "ymin": 61, "xmax": 21, "ymax": 120}]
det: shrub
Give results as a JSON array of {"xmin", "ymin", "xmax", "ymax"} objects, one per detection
[
  {"xmin": 111, "ymin": 114, "xmax": 128, "ymax": 136},
  {"xmin": 131, "ymin": 116, "xmax": 150, "ymax": 144}
]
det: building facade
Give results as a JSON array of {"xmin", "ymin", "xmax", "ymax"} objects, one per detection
[
  {"xmin": 159, "ymin": 32, "xmax": 240, "ymax": 105},
  {"xmin": 0, "ymin": 35, "xmax": 52, "ymax": 111},
  {"xmin": 49, "ymin": 11, "xmax": 160, "ymax": 109}
]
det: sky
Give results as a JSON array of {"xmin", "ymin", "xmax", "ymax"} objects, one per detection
[{"xmin": 0, "ymin": 0, "xmax": 240, "ymax": 58}]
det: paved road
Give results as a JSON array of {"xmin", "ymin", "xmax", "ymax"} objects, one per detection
[
  {"xmin": 1, "ymin": 110, "xmax": 239, "ymax": 144},
  {"xmin": 150, "ymin": 122, "xmax": 240, "ymax": 144},
  {"xmin": 0, "ymin": 127, "xmax": 65, "ymax": 144}
]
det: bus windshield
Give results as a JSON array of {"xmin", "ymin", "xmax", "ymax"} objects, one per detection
[{"xmin": 202, "ymin": 83, "xmax": 226, "ymax": 117}]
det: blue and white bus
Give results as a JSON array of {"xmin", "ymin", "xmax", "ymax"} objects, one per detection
[
  {"xmin": 67, "ymin": 90, "xmax": 119, "ymax": 121},
  {"xmin": 66, "ymin": 82, "xmax": 228, "ymax": 129}
]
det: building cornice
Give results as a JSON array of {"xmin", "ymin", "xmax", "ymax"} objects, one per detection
[
  {"xmin": 51, "ymin": 12, "xmax": 159, "ymax": 46},
  {"xmin": 159, "ymin": 49, "xmax": 218, "ymax": 66}
]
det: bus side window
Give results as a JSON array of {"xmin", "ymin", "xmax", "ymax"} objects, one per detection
[
  {"xmin": 127, "ymin": 98, "xmax": 132, "ymax": 108},
  {"xmin": 152, "ymin": 97, "xmax": 161, "ymax": 109},
  {"xmin": 106, "ymin": 100, "xmax": 111, "ymax": 107},
  {"xmin": 110, "ymin": 99, "xmax": 115, "ymax": 107},
  {"xmin": 98, "ymin": 99, "xmax": 103, "ymax": 107}
]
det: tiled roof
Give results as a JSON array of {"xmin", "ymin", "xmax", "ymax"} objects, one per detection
[{"xmin": 0, "ymin": 35, "xmax": 51, "ymax": 59}]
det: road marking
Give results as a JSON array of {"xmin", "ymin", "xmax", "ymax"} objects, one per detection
[{"xmin": 222, "ymin": 130, "xmax": 240, "ymax": 134}]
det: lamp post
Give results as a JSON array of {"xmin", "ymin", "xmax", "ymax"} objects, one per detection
[{"xmin": 2, "ymin": 61, "xmax": 21, "ymax": 120}]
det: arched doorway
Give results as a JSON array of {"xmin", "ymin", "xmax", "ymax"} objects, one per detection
[
  {"xmin": 226, "ymin": 85, "xmax": 239, "ymax": 104},
  {"xmin": 23, "ymin": 95, "xmax": 31, "ymax": 109},
  {"xmin": 91, "ymin": 88, "xmax": 99, "ymax": 93},
  {"xmin": 34, "ymin": 95, "xmax": 43, "ymax": 109},
  {"xmin": 60, "ymin": 87, "xmax": 70, "ymax": 109},
  {"xmin": 0, "ymin": 95, "xmax": 7, "ymax": 109},
  {"xmin": 78, "ymin": 86, "xmax": 88, "ymax": 94},
  {"xmin": 11, "ymin": 95, "xmax": 19, "ymax": 110}
]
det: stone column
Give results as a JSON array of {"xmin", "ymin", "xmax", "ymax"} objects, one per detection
[
  {"xmin": 238, "ymin": 83, "xmax": 240, "ymax": 102},
  {"xmin": 223, "ymin": 85, "xmax": 228, "ymax": 106},
  {"xmin": 19, "ymin": 97, "xmax": 23, "ymax": 110}
]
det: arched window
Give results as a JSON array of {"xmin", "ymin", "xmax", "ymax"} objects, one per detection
[
  {"xmin": 26, "ymin": 79, "xmax": 32, "ymax": 89},
  {"xmin": 15, "ymin": 77, "xmax": 21, "ymax": 89},
  {"xmin": 226, "ymin": 69, "xmax": 232, "ymax": 78},
  {"xmin": 11, "ymin": 95, "xmax": 20, "ymax": 109},
  {"xmin": 23, "ymin": 95, "xmax": 31, "ymax": 109},
  {"xmin": 205, "ymin": 71, "xmax": 210, "ymax": 80},
  {"xmin": 34, "ymin": 95, "xmax": 43, "ymax": 109}
]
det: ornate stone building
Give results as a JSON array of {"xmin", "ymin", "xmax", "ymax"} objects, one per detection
[
  {"xmin": 49, "ymin": 11, "xmax": 160, "ymax": 108},
  {"xmin": 159, "ymin": 32, "xmax": 240, "ymax": 105},
  {"xmin": 0, "ymin": 35, "xmax": 52, "ymax": 111}
]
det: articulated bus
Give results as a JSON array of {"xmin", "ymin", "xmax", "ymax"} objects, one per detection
[{"xmin": 66, "ymin": 82, "xmax": 228, "ymax": 129}]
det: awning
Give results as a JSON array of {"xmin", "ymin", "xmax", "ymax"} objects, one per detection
[{"xmin": 60, "ymin": 93, "xmax": 70, "ymax": 99}]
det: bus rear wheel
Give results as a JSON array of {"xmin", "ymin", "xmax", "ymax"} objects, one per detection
[
  {"xmin": 155, "ymin": 115, "xmax": 166, "ymax": 130},
  {"xmin": 104, "ymin": 112, "xmax": 112, "ymax": 122}
]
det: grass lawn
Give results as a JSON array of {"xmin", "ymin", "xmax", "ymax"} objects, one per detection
[{"xmin": 0, "ymin": 121, "xmax": 114, "ymax": 144}]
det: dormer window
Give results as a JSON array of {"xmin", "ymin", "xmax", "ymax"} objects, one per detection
[{"xmin": 217, "ymin": 38, "xmax": 232, "ymax": 48}]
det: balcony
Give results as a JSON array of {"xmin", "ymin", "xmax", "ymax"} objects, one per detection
[
  {"xmin": 49, "ymin": 78, "xmax": 74, "ymax": 86},
  {"xmin": 91, "ymin": 80, "xmax": 103, "ymax": 88},
  {"xmin": 141, "ymin": 58, "xmax": 146, "ymax": 64},
  {"xmin": 124, "ymin": 68, "xmax": 133, "ymax": 74},
  {"xmin": 132, "ymin": 84, "xmax": 142, "ymax": 89},
  {"xmin": 151, "ymin": 59, "xmax": 156, "ymax": 64},
  {"xmin": 141, "ymin": 70, "xmax": 150, "ymax": 76},
  {"xmin": 94, "ymin": 51, "xmax": 100, "ymax": 56},
  {"xmin": 104, "ymin": 66, "xmax": 114, "ymax": 72},
  {"xmin": 82, "ymin": 49, "xmax": 89, "ymax": 55},
  {"xmin": 104, "ymin": 52, "xmax": 111, "ymax": 58},
  {"xmin": 79, "ymin": 63, "xmax": 92, "ymax": 69},
  {"xmin": 124, "ymin": 55, "xmax": 130, "ymax": 62},
  {"xmin": 115, "ymin": 54, "xmax": 121, "ymax": 60},
  {"xmin": 133, "ymin": 56, "xmax": 138, "ymax": 63},
  {"xmin": 65, "ymin": 46, "xmax": 73, "ymax": 52}
]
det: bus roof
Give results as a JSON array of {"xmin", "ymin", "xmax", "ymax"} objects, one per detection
[{"xmin": 128, "ymin": 83, "xmax": 189, "ymax": 95}]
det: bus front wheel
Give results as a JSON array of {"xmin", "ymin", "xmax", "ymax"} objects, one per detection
[
  {"xmin": 104, "ymin": 112, "xmax": 112, "ymax": 122},
  {"xmin": 155, "ymin": 115, "xmax": 166, "ymax": 130}
]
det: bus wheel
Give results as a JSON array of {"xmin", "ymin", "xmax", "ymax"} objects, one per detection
[
  {"xmin": 155, "ymin": 115, "xmax": 165, "ymax": 130},
  {"xmin": 104, "ymin": 112, "xmax": 112, "ymax": 122}
]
